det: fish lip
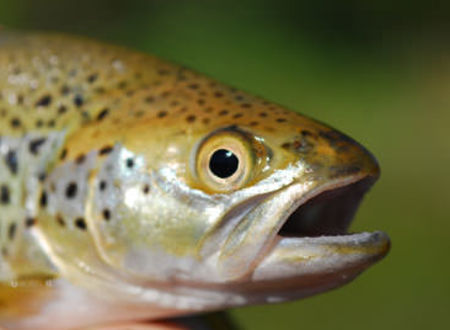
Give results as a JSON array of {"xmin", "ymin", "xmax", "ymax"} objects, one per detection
[
  {"xmin": 245, "ymin": 175, "xmax": 390, "ymax": 298},
  {"xmin": 254, "ymin": 172, "xmax": 388, "ymax": 268},
  {"xmin": 251, "ymin": 230, "xmax": 390, "ymax": 282}
]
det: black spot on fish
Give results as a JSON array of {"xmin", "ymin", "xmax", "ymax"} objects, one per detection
[
  {"xmin": 60, "ymin": 148, "xmax": 68, "ymax": 160},
  {"xmin": 96, "ymin": 108, "xmax": 110, "ymax": 121},
  {"xmin": 0, "ymin": 185, "xmax": 10, "ymax": 204},
  {"xmin": 58, "ymin": 105, "xmax": 68, "ymax": 114},
  {"xmin": 8, "ymin": 223, "xmax": 16, "ymax": 240},
  {"xmin": 74, "ymin": 217, "xmax": 87, "ymax": 230},
  {"xmin": 301, "ymin": 130, "xmax": 314, "ymax": 137},
  {"xmin": 17, "ymin": 94, "xmax": 24, "ymax": 105},
  {"xmin": 65, "ymin": 182, "xmax": 78, "ymax": 199},
  {"xmin": 99, "ymin": 146, "xmax": 113, "ymax": 155},
  {"xmin": 29, "ymin": 138, "xmax": 46, "ymax": 155},
  {"xmin": 60, "ymin": 85, "xmax": 70, "ymax": 96},
  {"xmin": 75, "ymin": 154, "xmax": 86, "ymax": 165},
  {"xmin": 10, "ymin": 118, "xmax": 21, "ymax": 128},
  {"xmin": 281, "ymin": 142, "xmax": 291, "ymax": 150},
  {"xmin": 5, "ymin": 150, "xmax": 18, "ymax": 174},
  {"xmin": 25, "ymin": 217, "xmax": 37, "ymax": 227},
  {"xmin": 56, "ymin": 214, "xmax": 65, "ymax": 227},
  {"xmin": 35, "ymin": 95, "xmax": 52, "ymax": 107},
  {"xmin": 186, "ymin": 115, "xmax": 196, "ymax": 123},
  {"xmin": 35, "ymin": 119, "xmax": 44, "ymax": 128},
  {"xmin": 73, "ymin": 94, "xmax": 84, "ymax": 107},
  {"xmin": 40, "ymin": 190, "xmax": 48, "ymax": 207},
  {"xmin": 87, "ymin": 74, "xmax": 98, "ymax": 84},
  {"xmin": 117, "ymin": 80, "xmax": 129, "ymax": 89},
  {"xmin": 126, "ymin": 158, "xmax": 134, "ymax": 168},
  {"xmin": 99, "ymin": 180, "xmax": 107, "ymax": 191},
  {"xmin": 102, "ymin": 209, "xmax": 111, "ymax": 221},
  {"xmin": 157, "ymin": 110, "xmax": 167, "ymax": 118},
  {"xmin": 38, "ymin": 173, "xmax": 47, "ymax": 182}
]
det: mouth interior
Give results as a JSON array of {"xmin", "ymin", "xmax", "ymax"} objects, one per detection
[{"xmin": 278, "ymin": 177, "xmax": 376, "ymax": 238}]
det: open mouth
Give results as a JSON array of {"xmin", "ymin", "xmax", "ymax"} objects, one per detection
[{"xmin": 277, "ymin": 176, "xmax": 377, "ymax": 238}]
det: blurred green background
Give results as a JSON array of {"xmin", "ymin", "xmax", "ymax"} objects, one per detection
[{"xmin": 0, "ymin": 0, "xmax": 448, "ymax": 329}]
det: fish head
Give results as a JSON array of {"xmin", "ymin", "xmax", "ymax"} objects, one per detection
[{"xmin": 77, "ymin": 84, "xmax": 388, "ymax": 307}]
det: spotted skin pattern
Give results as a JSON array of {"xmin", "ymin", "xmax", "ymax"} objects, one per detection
[{"xmin": 0, "ymin": 32, "xmax": 383, "ymax": 328}]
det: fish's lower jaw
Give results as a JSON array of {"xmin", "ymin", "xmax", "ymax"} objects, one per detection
[{"xmin": 247, "ymin": 231, "xmax": 389, "ymax": 299}]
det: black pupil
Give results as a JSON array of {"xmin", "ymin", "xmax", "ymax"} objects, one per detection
[{"xmin": 209, "ymin": 149, "xmax": 239, "ymax": 179}]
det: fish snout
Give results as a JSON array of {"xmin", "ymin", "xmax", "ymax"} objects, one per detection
[{"xmin": 281, "ymin": 125, "xmax": 380, "ymax": 184}]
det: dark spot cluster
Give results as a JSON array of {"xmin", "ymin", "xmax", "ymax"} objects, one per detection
[
  {"xmin": 281, "ymin": 131, "xmax": 316, "ymax": 154},
  {"xmin": 319, "ymin": 130, "xmax": 355, "ymax": 153},
  {"xmin": 329, "ymin": 165, "xmax": 362, "ymax": 178}
]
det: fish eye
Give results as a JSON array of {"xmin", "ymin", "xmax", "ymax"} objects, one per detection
[
  {"xmin": 195, "ymin": 129, "xmax": 257, "ymax": 192},
  {"xmin": 209, "ymin": 149, "xmax": 239, "ymax": 178}
]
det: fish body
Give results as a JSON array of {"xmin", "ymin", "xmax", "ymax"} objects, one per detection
[{"xmin": 0, "ymin": 32, "xmax": 389, "ymax": 329}]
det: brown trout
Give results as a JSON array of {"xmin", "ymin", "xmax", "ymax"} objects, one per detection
[{"xmin": 0, "ymin": 31, "xmax": 390, "ymax": 329}]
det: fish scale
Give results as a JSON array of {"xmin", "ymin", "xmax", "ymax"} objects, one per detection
[{"xmin": 0, "ymin": 31, "xmax": 389, "ymax": 329}]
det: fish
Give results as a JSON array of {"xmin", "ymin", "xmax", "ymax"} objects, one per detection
[{"xmin": 0, "ymin": 31, "xmax": 390, "ymax": 329}]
